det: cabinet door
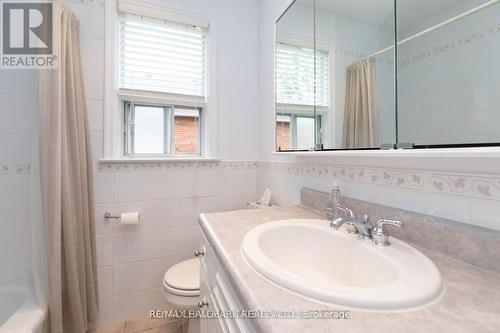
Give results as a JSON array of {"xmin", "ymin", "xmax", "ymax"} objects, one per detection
[
  {"xmin": 200, "ymin": 236, "xmax": 255, "ymax": 333},
  {"xmin": 199, "ymin": 283, "xmax": 228, "ymax": 333},
  {"xmin": 199, "ymin": 263, "xmax": 211, "ymax": 333}
]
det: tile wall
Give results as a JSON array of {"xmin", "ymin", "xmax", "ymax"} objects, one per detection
[
  {"xmin": 0, "ymin": 69, "xmax": 35, "ymax": 285},
  {"xmin": 92, "ymin": 163, "xmax": 257, "ymax": 325}
]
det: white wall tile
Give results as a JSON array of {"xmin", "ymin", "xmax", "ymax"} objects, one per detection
[
  {"xmin": 258, "ymin": 169, "xmax": 474, "ymax": 225},
  {"xmin": 178, "ymin": 196, "xmax": 234, "ymax": 226},
  {"xmin": 0, "ymin": 129, "xmax": 32, "ymax": 163},
  {"xmin": 146, "ymin": 288, "xmax": 170, "ymax": 310},
  {"xmin": 343, "ymin": 181, "xmax": 471, "ymax": 224},
  {"xmin": 98, "ymin": 266, "xmax": 112, "ymax": 299},
  {"xmin": 112, "ymin": 261, "xmax": 147, "ymax": 296},
  {"xmin": 0, "ymin": 70, "xmax": 35, "ymax": 94},
  {"xmin": 177, "ymin": 225, "xmax": 202, "ymax": 255},
  {"xmin": 94, "ymin": 172, "xmax": 114, "ymax": 204},
  {"xmin": 111, "ymin": 255, "xmax": 188, "ymax": 296},
  {"xmin": 197, "ymin": 170, "xmax": 233, "ymax": 197},
  {"xmin": 0, "ymin": 210, "xmax": 31, "ymax": 282},
  {"xmin": 114, "ymin": 171, "xmax": 178, "ymax": 202},
  {"xmin": 0, "ymin": 176, "xmax": 30, "ymax": 210},
  {"xmin": 177, "ymin": 170, "xmax": 197, "ymax": 198},
  {"xmin": 111, "ymin": 229, "xmax": 178, "ymax": 264},
  {"xmin": 468, "ymin": 198, "xmax": 500, "ymax": 230},
  {"xmin": 96, "ymin": 234, "xmax": 113, "ymax": 267},
  {"xmin": 112, "ymin": 291, "xmax": 148, "ymax": 323},
  {"xmin": 94, "ymin": 203, "xmax": 113, "ymax": 236},
  {"xmin": 232, "ymin": 194, "xmax": 258, "ymax": 210},
  {"xmin": 233, "ymin": 169, "xmax": 257, "ymax": 195},
  {"xmin": 113, "ymin": 199, "xmax": 179, "ymax": 233},
  {"xmin": 178, "ymin": 170, "xmax": 234, "ymax": 198},
  {"xmin": 0, "ymin": 93, "xmax": 34, "ymax": 129}
]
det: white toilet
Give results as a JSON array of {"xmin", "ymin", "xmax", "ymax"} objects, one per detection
[{"xmin": 162, "ymin": 258, "xmax": 201, "ymax": 308}]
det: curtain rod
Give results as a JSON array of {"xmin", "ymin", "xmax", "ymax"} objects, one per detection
[{"xmin": 358, "ymin": 0, "xmax": 500, "ymax": 61}]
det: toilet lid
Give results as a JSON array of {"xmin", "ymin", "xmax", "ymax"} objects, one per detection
[{"xmin": 164, "ymin": 258, "xmax": 200, "ymax": 291}]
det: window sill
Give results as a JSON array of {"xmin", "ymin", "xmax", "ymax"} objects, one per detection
[{"xmin": 98, "ymin": 157, "xmax": 220, "ymax": 164}]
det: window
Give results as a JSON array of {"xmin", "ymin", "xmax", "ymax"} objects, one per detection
[
  {"xmin": 275, "ymin": 42, "xmax": 328, "ymax": 107},
  {"xmin": 275, "ymin": 42, "xmax": 328, "ymax": 150},
  {"xmin": 124, "ymin": 103, "xmax": 201, "ymax": 155},
  {"xmin": 118, "ymin": 10, "xmax": 208, "ymax": 157}
]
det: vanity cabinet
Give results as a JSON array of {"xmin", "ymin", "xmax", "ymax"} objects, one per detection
[{"xmin": 199, "ymin": 234, "xmax": 255, "ymax": 333}]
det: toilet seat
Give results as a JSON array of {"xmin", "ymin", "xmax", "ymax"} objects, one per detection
[
  {"xmin": 164, "ymin": 258, "xmax": 200, "ymax": 292},
  {"xmin": 163, "ymin": 282, "xmax": 199, "ymax": 297},
  {"xmin": 163, "ymin": 258, "xmax": 200, "ymax": 306}
]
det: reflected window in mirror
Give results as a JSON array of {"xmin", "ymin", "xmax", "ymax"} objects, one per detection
[
  {"xmin": 275, "ymin": 0, "xmax": 396, "ymax": 151},
  {"xmin": 275, "ymin": 42, "xmax": 329, "ymax": 151}
]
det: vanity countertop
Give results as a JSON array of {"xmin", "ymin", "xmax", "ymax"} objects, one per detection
[{"xmin": 199, "ymin": 205, "xmax": 500, "ymax": 333}]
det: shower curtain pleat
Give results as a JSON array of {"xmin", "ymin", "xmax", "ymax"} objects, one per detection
[
  {"xmin": 342, "ymin": 58, "xmax": 379, "ymax": 149},
  {"xmin": 38, "ymin": 5, "xmax": 98, "ymax": 333}
]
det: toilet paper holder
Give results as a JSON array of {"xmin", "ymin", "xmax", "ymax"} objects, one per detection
[
  {"xmin": 104, "ymin": 212, "xmax": 141, "ymax": 224},
  {"xmin": 104, "ymin": 212, "xmax": 120, "ymax": 220}
]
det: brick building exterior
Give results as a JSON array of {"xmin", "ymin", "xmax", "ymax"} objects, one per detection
[
  {"xmin": 276, "ymin": 121, "xmax": 291, "ymax": 150},
  {"xmin": 175, "ymin": 116, "xmax": 200, "ymax": 154}
]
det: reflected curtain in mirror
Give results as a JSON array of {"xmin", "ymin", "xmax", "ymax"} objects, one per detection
[{"xmin": 342, "ymin": 58, "xmax": 379, "ymax": 149}]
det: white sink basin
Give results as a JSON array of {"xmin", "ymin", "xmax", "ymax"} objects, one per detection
[{"xmin": 241, "ymin": 219, "xmax": 443, "ymax": 311}]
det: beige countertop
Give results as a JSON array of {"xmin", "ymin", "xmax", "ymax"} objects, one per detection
[{"xmin": 199, "ymin": 205, "xmax": 500, "ymax": 333}]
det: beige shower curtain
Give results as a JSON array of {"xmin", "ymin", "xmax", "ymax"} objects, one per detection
[
  {"xmin": 38, "ymin": 5, "xmax": 98, "ymax": 333},
  {"xmin": 342, "ymin": 58, "xmax": 379, "ymax": 149}
]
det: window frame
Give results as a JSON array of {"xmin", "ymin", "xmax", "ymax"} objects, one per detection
[
  {"xmin": 103, "ymin": 1, "xmax": 217, "ymax": 160},
  {"xmin": 123, "ymin": 100, "xmax": 203, "ymax": 158},
  {"xmin": 276, "ymin": 112, "xmax": 322, "ymax": 151},
  {"xmin": 275, "ymin": 39, "xmax": 330, "ymax": 151}
]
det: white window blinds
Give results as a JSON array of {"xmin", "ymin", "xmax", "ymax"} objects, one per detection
[
  {"xmin": 276, "ymin": 42, "xmax": 328, "ymax": 108},
  {"xmin": 118, "ymin": 12, "xmax": 208, "ymax": 99}
]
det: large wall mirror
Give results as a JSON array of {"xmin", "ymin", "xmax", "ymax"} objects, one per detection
[{"xmin": 275, "ymin": 0, "xmax": 500, "ymax": 152}]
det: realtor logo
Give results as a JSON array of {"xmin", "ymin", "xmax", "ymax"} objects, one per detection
[{"xmin": 1, "ymin": 1, "xmax": 57, "ymax": 68}]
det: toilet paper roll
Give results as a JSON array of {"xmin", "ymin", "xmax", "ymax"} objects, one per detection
[{"xmin": 120, "ymin": 212, "xmax": 140, "ymax": 225}]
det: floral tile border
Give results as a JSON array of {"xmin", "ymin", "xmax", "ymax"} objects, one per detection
[
  {"xmin": 97, "ymin": 160, "xmax": 260, "ymax": 172},
  {"xmin": 399, "ymin": 23, "xmax": 500, "ymax": 66},
  {"xmin": 97, "ymin": 159, "xmax": 500, "ymax": 201},
  {"xmin": 66, "ymin": 0, "xmax": 104, "ymax": 8},
  {"xmin": 0, "ymin": 164, "xmax": 31, "ymax": 176},
  {"xmin": 260, "ymin": 161, "xmax": 500, "ymax": 201}
]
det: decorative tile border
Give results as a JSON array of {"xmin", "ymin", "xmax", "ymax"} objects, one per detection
[
  {"xmin": 399, "ymin": 22, "xmax": 500, "ymax": 66},
  {"xmin": 0, "ymin": 164, "xmax": 31, "ymax": 175},
  {"xmin": 98, "ymin": 159, "xmax": 500, "ymax": 201},
  {"xmin": 336, "ymin": 22, "xmax": 500, "ymax": 66},
  {"xmin": 260, "ymin": 161, "xmax": 500, "ymax": 201},
  {"xmin": 97, "ymin": 160, "xmax": 260, "ymax": 172},
  {"xmin": 65, "ymin": 0, "xmax": 104, "ymax": 8},
  {"xmin": 334, "ymin": 47, "xmax": 394, "ymax": 65}
]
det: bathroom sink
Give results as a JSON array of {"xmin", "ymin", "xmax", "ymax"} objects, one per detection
[{"xmin": 241, "ymin": 219, "xmax": 443, "ymax": 311}]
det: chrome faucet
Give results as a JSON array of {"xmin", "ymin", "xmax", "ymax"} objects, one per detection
[
  {"xmin": 372, "ymin": 219, "xmax": 404, "ymax": 246},
  {"xmin": 330, "ymin": 213, "xmax": 374, "ymax": 240},
  {"xmin": 325, "ymin": 187, "xmax": 404, "ymax": 246},
  {"xmin": 326, "ymin": 187, "xmax": 358, "ymax": 234}
]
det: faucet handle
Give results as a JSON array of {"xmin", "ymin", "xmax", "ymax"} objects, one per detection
[{"xmin": 372, "ymin": 219, "xmax": 404, "ymax": 246}]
